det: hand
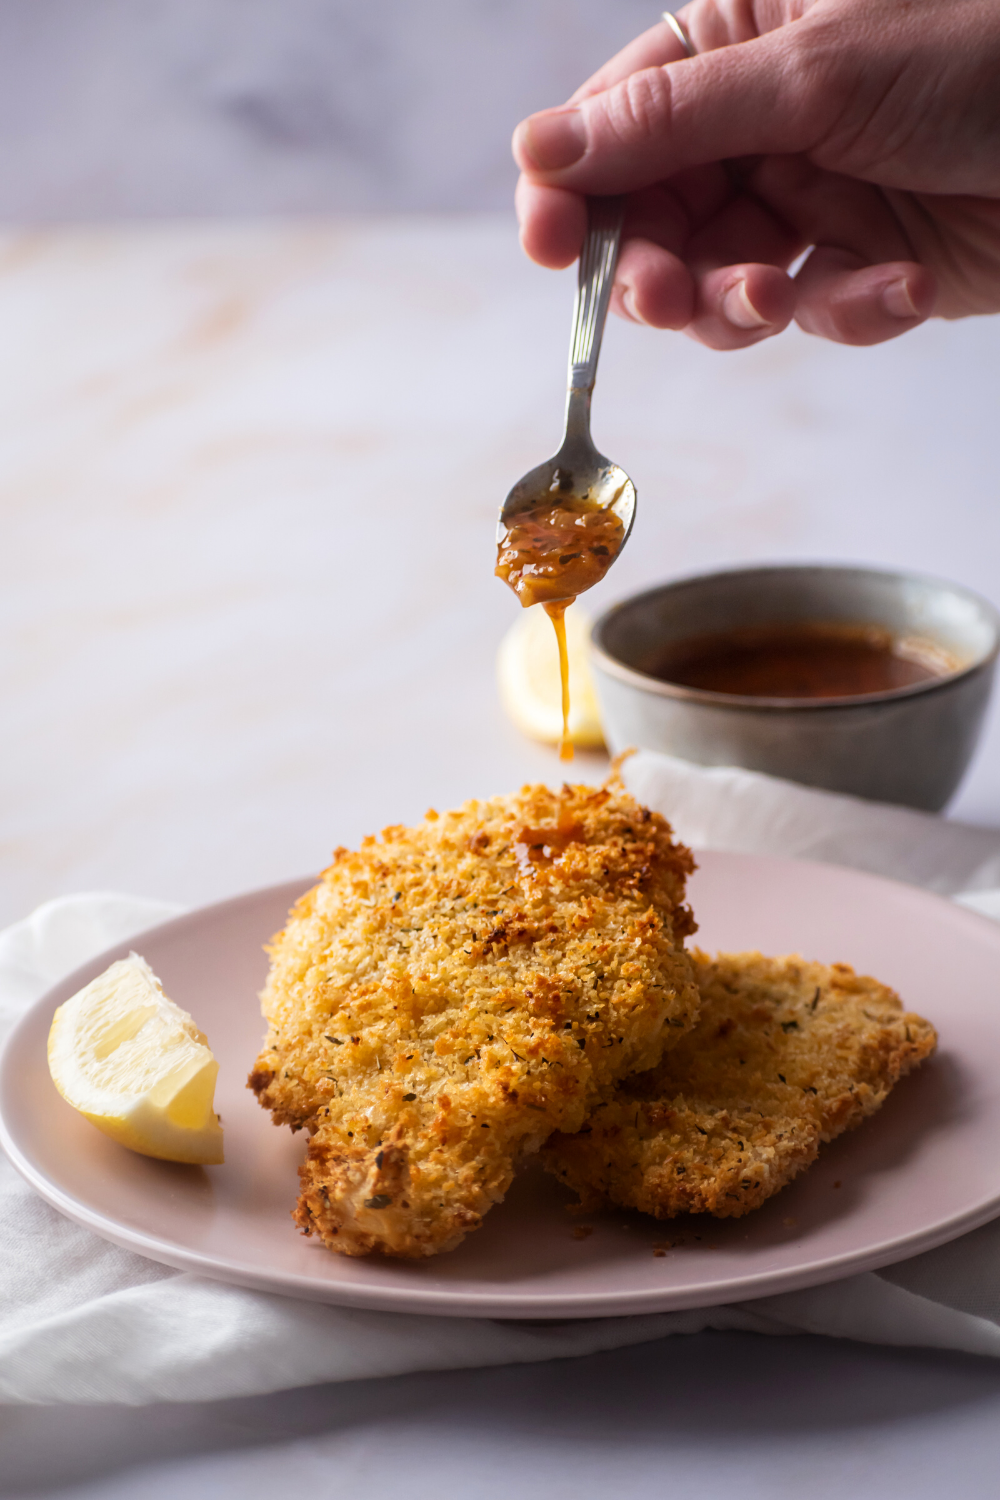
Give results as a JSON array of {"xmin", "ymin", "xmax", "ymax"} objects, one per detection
[{"xmin": 512, "ymin": 0, "xmax": 1000, "ymax": 348}]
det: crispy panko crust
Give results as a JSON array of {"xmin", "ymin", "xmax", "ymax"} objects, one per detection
[
  {"xmin": 542, "ymin": 951, "xmax": 937, "ymax": 1219},
  {"xmin": 249, "ymin": 780, "xmax": 699, "ymax": 1258}
]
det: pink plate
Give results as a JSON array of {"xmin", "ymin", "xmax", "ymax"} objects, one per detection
[{"xmin": 3, "ymin": 851, "xmax": 1000, "ymax": 1319}]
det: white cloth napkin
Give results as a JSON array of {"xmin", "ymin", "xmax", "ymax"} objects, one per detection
[{"xmin": 5, "ymin": 751, "xmax": 1000, "ymax": 1406}]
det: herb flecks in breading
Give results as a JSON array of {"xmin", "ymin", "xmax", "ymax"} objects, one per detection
[
  {"xmin": 542, "ymin": 951, "xmax": 936, "ymax": 1219},
  {"xmin": 249, "ymin": 780, "xmax": 699, "ymax": 1257}
]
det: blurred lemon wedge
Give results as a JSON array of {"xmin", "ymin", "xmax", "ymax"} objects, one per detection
[
  {"xmin": 497, "ymin": 602, "xmax": 604, "ymax": 750},
  {"xmin": 47, "ymin": 953, "xmax": 224, "ymax": 1165}
]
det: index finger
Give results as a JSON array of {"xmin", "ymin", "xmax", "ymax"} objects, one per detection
[
  {"xmin": 567, "ymin": 18, "xmax": 694, "ymax": 104},
  {"xmin": 568, "ymin": 0, "xmax": 784, "ymax": 102}
]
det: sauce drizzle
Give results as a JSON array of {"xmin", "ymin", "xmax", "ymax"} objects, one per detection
[
  {"xmin": 497, "ymin": 490, "xmax": 625, "ymax": 761},
  {"xmin": 512, "ymin": 820, "xmax": 583, "ymax": 879},
  {"xmin": 544, "ymin": 600, "xmax": 574, "ymax": 761}
]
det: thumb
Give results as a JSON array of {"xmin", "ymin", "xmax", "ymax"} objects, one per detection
[{"xmin": 512, "ymin": 33, "xmax": 829, "ymax": 191}]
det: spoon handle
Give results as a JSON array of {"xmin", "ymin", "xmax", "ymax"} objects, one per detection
[{"xmin": 567, "ymin": 196, "xmax": 625, "ymax": 395}]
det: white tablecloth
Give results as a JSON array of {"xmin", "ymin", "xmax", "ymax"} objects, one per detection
[{"xmin": 6, "ymin": 753, "xmax": 1000, "ymax": 1405}]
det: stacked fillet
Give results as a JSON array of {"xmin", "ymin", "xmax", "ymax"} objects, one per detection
[
  {"xmin": 250, "ymin": 781, "xmax": 700, "ymax": 1257},
  {"xmin": 542, "ymin": 951, "xmax": 937, "ymax": 1218}
]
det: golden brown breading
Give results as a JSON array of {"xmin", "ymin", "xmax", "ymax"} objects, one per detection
[
  {"xmin": 542, "ymin": 951, "xmax": 937, "ymax": 1219},
  {"xmin": 249, "ymin": 780, "xmax": 699, "ymax": 1258}
]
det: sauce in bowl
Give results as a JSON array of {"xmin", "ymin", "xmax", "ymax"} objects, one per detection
[{"xmin": 649, "ymin": 623, "xmax": 958, "ymax": 700}]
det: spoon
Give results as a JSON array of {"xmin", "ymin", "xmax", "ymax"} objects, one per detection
[{"xmin": 496, "ymin": 195, "xmax": 635, "ymax": 610}]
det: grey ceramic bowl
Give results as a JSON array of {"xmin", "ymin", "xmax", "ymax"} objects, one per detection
[{"xmin": 591, "ymin": 564, "xmax": 1000, "ymax": 810}]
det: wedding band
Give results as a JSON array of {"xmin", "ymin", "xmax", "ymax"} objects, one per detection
[{"xmin": 662, "ymin": 11, "xmax": 696, "ymax": 56}]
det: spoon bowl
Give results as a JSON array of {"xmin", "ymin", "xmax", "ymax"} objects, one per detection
[
  {"xmin": 501, "ymin": 443, "xmax": 636, "ymax": 532},
  {"xmin": 497, "ymin": 197, "xmax": 635, "ymax": 608}
]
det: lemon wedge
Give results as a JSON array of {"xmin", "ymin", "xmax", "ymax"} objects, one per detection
[
  {"xmin": 47, "ymin": 953, "xmax": 224, "ymax": 1165},
  {"xmin": 497, "ymin": 602, "xmax": 605, "ymax": 750}
]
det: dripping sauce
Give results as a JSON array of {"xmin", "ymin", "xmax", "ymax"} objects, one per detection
[{"xmin": 496, "ymin": 494, "xmax": 625, "ymax": 760}]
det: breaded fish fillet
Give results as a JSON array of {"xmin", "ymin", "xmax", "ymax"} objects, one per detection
[
  {"xmin": 542, "ymin": 951, "xmax": 936, "ymax": 1219},
  {"xmin": 250, "ymin": 780, "xmax": 699, "ymax": 1258}
]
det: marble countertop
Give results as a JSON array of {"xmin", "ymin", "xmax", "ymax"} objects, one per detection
[
  {"xmin": 4, "ymin": 213, "xmax": 1000, "ymax": 931},
  {"xmin": 4, "ymin": 214, "xmax": 1000, "ymax": 1496}
]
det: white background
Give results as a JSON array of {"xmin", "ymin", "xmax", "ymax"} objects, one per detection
[{"xmin": 0, "ymin": 0, "xmax": 657, "ymax": 217}]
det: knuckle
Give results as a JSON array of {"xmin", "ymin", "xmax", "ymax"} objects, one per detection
[
  {"xmin": 683, "ymin": 0, "xmax": 761, "ymax": 52},
  {"xmin": 781, "ymin": 15, "xmax": 856, "ymax": 102},
  {"xmin": 605, "ymin": 67, "xmax": 673, "ymax": 147}
]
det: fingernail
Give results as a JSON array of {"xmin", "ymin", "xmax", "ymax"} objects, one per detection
[
  {"xmin": 723, "ymin": 280, "xmax": 769, "ymax": 329},
  {"xmin": 517, "ymin": 108, "xmax": 587, "ymax": 172},
  {"xmin": 882, "ymin": 278, "xmax": 919, "ymax": 319},
  {"xmin": 621, "ymin": 287, "xmax": 646, "ymax": 325}
]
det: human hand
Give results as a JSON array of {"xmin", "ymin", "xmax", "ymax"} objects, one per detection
[{"xmin": 512, "ymin": 0, "xmax": 1000, "ymax": 348}]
